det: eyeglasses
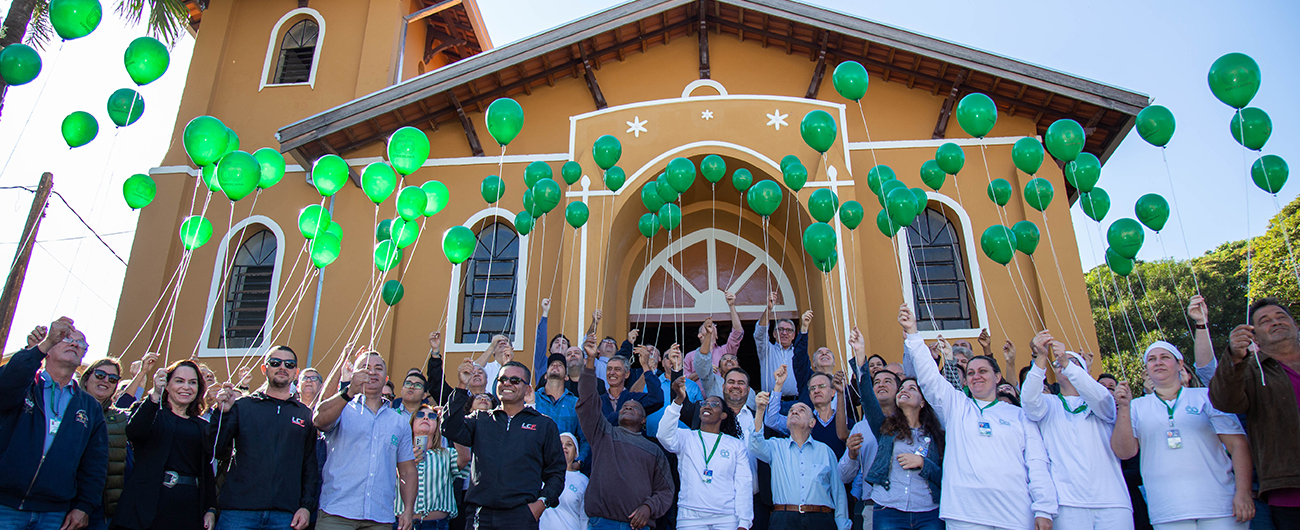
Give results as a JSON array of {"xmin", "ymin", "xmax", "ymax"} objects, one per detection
[
  {"xmin": 497, "ymin": 376, "xmax": 526, "ymax": 386},
  {"xmin": 266, "ymin": 359, "xmax": 297, "ymax": 369},
  {"xmin": 402, "ymin": 381, "xmax": 424, "ymax": 389},
  {"xmin": 302, "ymin": 375, "xmax": 322, "ymax": 383},
  {"xmin": 701, "ymin": 399, "xmax": 724, "ymax": 408},
  {"xmin": 415, "ymin": 410, "xmax": 437, "ymax": 419},
  {"xmin": 61, "ymin": 337, "xmax": 89, "ymax": 351},
  {"xmin": 776, "ymin": 328, "xmax": 795, "ymax": 334},
  {"xmin": 809, "ymin": 383, "xmax": 830, "ymax": 392},
  {"xmin": 92, "ymin": 369, "xmax": 121, "ymax": 384}
]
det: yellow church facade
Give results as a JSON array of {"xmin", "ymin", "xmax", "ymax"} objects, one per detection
[{"xmin": 108, "ymin": 0, "xmax": 1146, "ymax": 383}]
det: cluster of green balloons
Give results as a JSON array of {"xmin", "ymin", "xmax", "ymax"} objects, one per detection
[
  {"xmin": 0, "ymin": 44, "xmax": 41, "ymax": 86},
  {"xmin": 980, "ymin": 221, "xmax": 1042, "ymax": 264},
  {"xmin": 866, "ymin": 165, "xmax": 927, "ymax": 232},
  {"xmin": 1207, "ymin": 53, "xmax": 1281, "ymax": 195},
  {"xmin": 378, "ymin": 217, "xmax": 419, "ymax": 249}
]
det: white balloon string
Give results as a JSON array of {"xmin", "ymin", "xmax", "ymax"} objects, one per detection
[
  {"xmin": 727, "ymin": 190, "xmax": 744, "ymax": 291},
  {"xmin": 1269, "ymin": 192, "xmax": 1300, "ymax": 290},
  {"xmin": 1158, "ymin": 147, "xmax": 1202, "ymax": 295},
  {"xmin": 1035, "ymin": 207, "xmax": 1089, "ymax": 353},
  {"xmin": 1237, "ymin": 110, "xmax": 1253, "ymax": 323}
]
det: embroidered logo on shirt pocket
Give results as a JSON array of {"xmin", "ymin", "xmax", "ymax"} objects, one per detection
[{"xmin": 1185, "ymin": 406, "xmax": 1202, "ymax": 415}]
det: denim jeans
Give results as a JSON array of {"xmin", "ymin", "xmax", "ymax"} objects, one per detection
[
  {"xmin": 412, "ymin": 519, "xmax": 449, "ymax": 530},
  {"xmin": 214, "ymin": 510, "xmax": 295, "ymax": 530},
  {"xmin": 872, "ymin": 506, "xmax": 943, "ymax": 530},
  {"xmin": 589, "ymin": 517, "xmax": 634, "ymax": 529},
  {"xmin": 0, "ymin": 505, "xmax": 65, "ymax": 530}
]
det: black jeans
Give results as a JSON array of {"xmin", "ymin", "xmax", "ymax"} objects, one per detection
[
  {"xmin": 769, "ymin": 511, "xmax": 835, "ymax": 530},
  {"xmin": 1273, "ymin": 505, "xmax": 1300, "ymax": 530},
  {"xmin": 467, "ymin": 505, "xmax": 537, "ymax": 530}
]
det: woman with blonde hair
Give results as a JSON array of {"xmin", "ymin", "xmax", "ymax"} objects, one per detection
[{"xmin": 399, "ymin": 404, "xmax": 470, "ymax": 529}]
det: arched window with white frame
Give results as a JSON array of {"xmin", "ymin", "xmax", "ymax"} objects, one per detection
[
  {"xmin": 459, "ymin": 221, "xmax": 520, "ymax": 343},
  {"xmin": 904, "ymin": 206, "xmax": 975, "ymax": 330},
  {"xmin": 260, "ymin": 8, "xmax": 326, "ymax": 90},
  {"xmin": 199, "ymin": 216, "xmax": 286, "ymax": 357}
]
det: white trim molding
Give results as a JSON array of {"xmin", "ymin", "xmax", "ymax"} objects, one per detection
[
  {"xmin": 197, "ymin": 215, "xmax": 287, "ymax": 358},
  {"xmin": 630, "ymin": 227, "xmax": 796, "ymax": 317},
  {"xmin": 259, "ymin": 8, "xmax": 326, "ymax": 91},
  {"xmin": 895, "ymin": 192, "xmax": 989, "ymax": 341},
  {"xmin": 442, "ymin": 207, "xmax": 530, "ymax": 353}
]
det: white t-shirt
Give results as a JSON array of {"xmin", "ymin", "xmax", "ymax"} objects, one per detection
[
  {"xmin": 1130, "ymin": 387, "xmax": 1244, "ymax": 525},
  {"xmin": 483, "ymin": 361, "xmax": 502, "ymax": 395},
  {"xmin": 539, "ymin": 470, "xmax": 588, "ymax": 530}
]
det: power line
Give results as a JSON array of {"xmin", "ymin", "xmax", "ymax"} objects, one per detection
[
  {"xmin": 0, "ymin": 184, "xmax": 130, "ymax": 266},
  {"xmin": 0, "ymin": 230, "xmax": 132, "ymax": 245},
  {"xmin": 33, "ymin": 242, "xmax": 115, "ymax": 309}
]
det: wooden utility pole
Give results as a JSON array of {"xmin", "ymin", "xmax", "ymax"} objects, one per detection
[{"xmin": 0, "ymin": 172, "xmax": 53, "ymax": 348}]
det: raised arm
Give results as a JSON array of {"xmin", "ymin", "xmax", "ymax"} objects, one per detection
[
  {"xmin": 758, "ymin": 291, "xmax": 775, "ymax": 328},
  {"xmin": 853, "ymin": 328, "xmax": 885, "ymax": 437},
  {"xmin": 749, "ymin": 392, "xmax": 774, "ymax": 463},
  {"xmin": 577, "ymin": 336, "xmax": 610, "ymax": 445},
  {"xmin": 534, "ymin": 300, "xmax": 551, "ymax": 386},
  {"xmin": 900, "ymin": 304, "xmax": 962, "ymax": 422},
  {"xmin": 763, "ymin": 365, "xmax": 790, "ymax": 434},
  {"xmin": 118, "ymin": 351, "xmax": 159, "ymax": 405},
  {"xmin": 793, "ymin": 310, "xmax": 813, "ymax": 392},
  {"xmin": 1209, "ymin": 324, "xmax": 1255, "ymax": 414},
  {"xmin": 1109, "ymin": 382, "xmax": 1139, "ymax": 460},
  {"xmin": 442, "ymin": 388, "xmax": 475, "ymax": 447},
  {"xmin": 833, "ymin": 371, "xmax": 849, "ymax": 442},
  {"xmin": 657, "ymin": 396, "xmax": 685, "ymax": 453},
  {"xmin": 1000, "ymin": 337, "xmax": 1018, "ymax": 385},
  {"xmin": 1020, "ymin": 331, "xmax": 1054, "ymax": 422},
  {"xmin": 314, "ymin": 351, "xmax": 366, "ymax": 431},
  {"xmin": 587, "ymin": 309, "xmax": 601, "ymax": 340},
  {"xmin": 1061, "ymin": 354, "xmax": 1117, "ymax": 424},
  {"xmin": 1187, "ymin": 295, "xmax": 1216, "ymax": 378},
  {"xmin": 639, "ymin": 353, "xmax": 666, "ymax": 416}
]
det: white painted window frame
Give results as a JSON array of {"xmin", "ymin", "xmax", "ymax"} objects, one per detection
[
  {"xmin": 197, "ymin": 215, "xmax": 287, "ymax": 358},
  {"xmin": 630, "ymin": 227, "xmax": 797, "ymax": 317},
  {"xmin": 896, "ymin": 192, "xmax": 988, "ymax": 340},
  {"xmin": 442, "ymin": 207, "xmax": 530, "ymax": 353},
  {"xmin": 259, "ymin": 8, "xmax": 326, "ymax": 91}
]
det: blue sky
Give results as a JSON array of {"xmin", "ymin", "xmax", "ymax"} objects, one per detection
[{"xmin": 0, "ymin": 0, "xmax": 1294, "ymax": 355}]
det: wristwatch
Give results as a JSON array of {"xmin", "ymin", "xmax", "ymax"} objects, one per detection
[
  {"xmin": 536, "ymin": 496, "xmax": 552, "ymax": 508},
  {"xmin": 1193, "ymin": 322, "xmax": 1208, "ymax": 330}
]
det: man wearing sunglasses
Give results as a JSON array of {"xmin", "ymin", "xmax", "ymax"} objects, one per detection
[
  {"xmin": 210, "ymin": 345, "xmax": 320, "ymax": 530},
  {"xmin": 444, "ymin": 361, "xmax": 565, "ymax": 529}
]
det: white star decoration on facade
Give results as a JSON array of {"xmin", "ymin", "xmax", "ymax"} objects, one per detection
[
  {"xmin": 766, "ymin": 110, "xmax": 789, "ymax": 131},
  {"xmin": 701, "ymin": 109, "xmax": 714, "ymax": 120},
  {"xmin": 626, "ymin": 116, "xmax": 648, "ymax": 137}
]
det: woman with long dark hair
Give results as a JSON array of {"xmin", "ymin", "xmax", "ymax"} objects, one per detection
[
  {"xmin": 849, "ymin": 328, "xmax": 945, "ymax": 530},
  {"xmin": 111, "ymin": 360, "xmax": 216, "ymax": 530}
]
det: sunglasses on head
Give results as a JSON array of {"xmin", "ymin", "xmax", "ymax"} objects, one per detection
[
  {"xmin": 266, "ymin": 359, "xmax": 297, "ymax": 369},
  {"xmin": 415, "ymin": 410, "xmax": 437, "ymax": 419},
  {"xmin": 92, "ymin": 369, "xmax": 120, "ymax": 384},
  {"xmin": 497, "ymin": 375, "xmax": 526, "ymax": 386}
]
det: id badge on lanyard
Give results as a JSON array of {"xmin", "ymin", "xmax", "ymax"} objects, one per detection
[
  {"xmin": 49, "ymin": 418, "xmax": 60, "ymax": 435},
  {"xmin": 977, "ymin": 421, "xmax": 992, "ymax": 437}
]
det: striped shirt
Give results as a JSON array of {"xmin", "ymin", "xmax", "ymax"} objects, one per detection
[{"xmin": 396, "ymin": 447, "xmax": 467, "ymax": 518}]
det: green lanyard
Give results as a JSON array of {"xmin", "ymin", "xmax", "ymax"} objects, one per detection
[
  {"xmin": 698, "ymin": 431, "xmax": 722, "ymax": 470},
  {"xmin": 973, "ymin": 398, "xmax": 997, "ymax": 416},
  {"xmin": 1156, "ymin": 388, "xmax": 1182, "ymax": 427},
  {"xmin": 1058, "ymin": 394, "xmax": 1087, "ymax": 414}
]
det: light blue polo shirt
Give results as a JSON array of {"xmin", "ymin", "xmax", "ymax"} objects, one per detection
[
  {"xmin": 319, "ymin": 395, "xmax": 415, "ymax": 523},
  {"xmin": 40, "ymin": 371, "xmax": 76, "ymax": 455}
]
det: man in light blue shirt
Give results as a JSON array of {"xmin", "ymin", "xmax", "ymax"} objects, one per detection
[
  {"xmin": 312, "ymin": 350, "xmax": 417, "ymax": 530},
  {"xmin": 753, "ymin": 293, "xmax": 800, "ymax": 398},
  {"xmin": 748, "ymin": 391, "xmax": 850, "ymax": 530}
]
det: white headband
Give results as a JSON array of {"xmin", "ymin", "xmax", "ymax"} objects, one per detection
[
  {"xmin": 1065, "ymin": 351, "xmax": 1088, "ymax": 370},
  {"xmin": 1144, "ymin": 341, "xmax": 1184, "ymax": 361},
  {"xmin": 559, "ymin": 432, "xmax": 577, "ymax": 446}
]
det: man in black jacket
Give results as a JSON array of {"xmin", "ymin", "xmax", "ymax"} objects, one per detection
[
  {"xmin": 212, "ymin": 345, "xmax": 320, "ymax": 530},
  {"xmin": 0, "ymin": 316, "xmax": 108, "ymax": 530},
  {"xmin": 444, "ymin": 361, "xmax": 565, "ymax": 530}
]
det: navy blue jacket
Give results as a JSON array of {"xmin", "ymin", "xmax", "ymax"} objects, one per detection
[{"xmin": 0, "ymin": 346, "xmax": 108, "ymax": 513}]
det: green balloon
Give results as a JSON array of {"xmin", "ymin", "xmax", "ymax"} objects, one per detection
[
  {"xmin": 986, "ymin": 178, "xmax": 1012, "ymax": 207},
  {"xmin": 515, "ymin": 211, "xmax": 535, "ymax": 236},
  {"xmin": 441, "ymin": 226, "xmax": 476, "ymax": 264},
  {"xmin": 480, "ymin": 174, "xmax": 505, "ymax": 203},
  {"xmin": 200, "ymin": 164, "xmax": 219, "ymax": 192},
  {"xmin": 1208, "ymin": 52, "xmax": 1261, "ymax": 109},
  {"xmin": 592, "ymin": 135, "xmax": 621, "ymax": 170},
  {"xmin": 867, "ymin": 165, "xmax": 896, "ymax": 196},
  {"xmin": 1105, "ymin": 247, "xmax": 1133, "ymax": 277},
  {"xmin": 1022, "ymin": 178, "xmax": 1054, "ymax": 212},
  {"xmin": 561, "ymin": 161, "xmax": 582, "ymax": 186},
  {"xmin": 911, "ymin": 188, "xmax": 929, "ymax": 213},
  {"xmin": 566, "ymin": 201, "xmax": 590, "ymax": 228},
  {"xmin": 1079, "ymin": 188, "xmax": 1111, "ymax": 223},
  {"xmin": 935, "ymin": 143, "xmax": 964, "ymax": 175},
  {"xmin": 781, "ymin": 155, "xmax": 802, "ymax": 173},
  {"xmin": 955, "ymin": 93, "xmax": 997, "ymax": 138},
  {"xmin": 49, "ymin": 0, "xmax": 102, "ymax": 40},
  {"xmin": 1012, "ymin": 220, "xmax": 1040, "ymax": 255},
  {"xmin": 524, "ymin": 161, "xmax": 552, "ymax": 189},
  {"xmin": 326, "ymin": 221, "xmax": 342, "ymax": 241},
  {"xmin": 375, "ymin": 240, "xmax": 403, "ymax": 271},
  {"xmin": 298, "ymin": 205, "xmax": 331, "ymax": 239},
  {"xmin": 701, "ymin": 155, "xmax": 726, "ymax": 183},
  {"xmin": 123, "ymin": 36, "xmax": 169, "ymax": 86},
  {"xmin": 397, "ymin": 186, "xmax": 428, "ymax": 222},
  {"xmin": 179, "ymin": 215, "xmax": 213, "ymax": 250},
  {"xmin": 656, "ymin": 175, "xmax": 679, "ymax": 204},
  {"xmin": 800, "ymin": 110, "xmax": 837, "ymax": 154},
  {"xmin": 886, "ymin": 187, "xmax": 919, "ymax": 227},
  {"xmin": 658, "ymin": 203, "xmax": 681, "ymax": 231},
  {"xmin": 920, "ymin": 160, "xmax": 946, "ymax": 191},
  {"xmin": 485, "ymin": 97, "xmax": 524, "ymax": 146},
  {"xmin": 839, "ymin": 200, "xmax": 864, "ymax": 230},
  {"xmin": 980, "ymin": 225, "xmax": 1017, "ymax": 266},
  {"xmin": 877, "ymin": 179, "xmax": 907, "ymax": 208},
  {"xmin": 876, "ymin": 208, "xmax": 900, "ymax": 237},
  {"xmin": 1107, "ymin": 218, "xmax": 1145, "ymax": 260},
  {"xmin": 217, "ymin": 151, "xmax": 261, "ymax": 202},
  {"xmin": 666, "ymin": 157, "xmax": 696, "ymax": 193},
  {"xmin": 533, "ymin": 178, "xmax": 562, "ymax": 213},
  {"xmin": 746, "ymin": 180, "xmax": 782, "ymax": 217},
  {"xmin": 1135, "ymin": 105, "xmax": 1176, "ymax": 147},
  {"xmin": 641, "ymin": 183, "xmax": 664, "ymax": 212},
  {"xmin": 732, "ymin": 168, "xmax": 754, "ymax": 192},
  {"xmin": 312, "ymin": 155, "xmax": 349, "ymax": 197},
  {"xmin": 122, "ymin": 173, "xmax": 155, "ymax": 209},
  {"xmin": 421, "ymin": 180, "xmax": 450, "ymax": 216},
  {"xmin": 223, "ymin": 127, "xmax": 240, "ymax": 156},
  {"xmin": 639, "ymin": 213, "xmax": 660, "ymax": 238},
  {"xmin": 604, "ymin": 166, "xmax": 626, "ymax": 192},
  {"xmin": 1045, "ymin": 119, "xmax": 1086, "ymax": 162},
  {"xmin": 61, "ymin": 111, "xmax": 98, "ymax": 148},
  {"xmin": 802, "ymin": 222, "xmax": 837, "ymax": 261},
  {"xmin": 1012, "ymin": 137, "xmax": 1044, "ymax": 174},
  {"xmin": 376, "ymin": 219, "xmax": 393, "ymax": 242},
  {"xmin": 1230, "ymin": 107, "xmax": 1271, "ymax": 151},
  {"xmin": 832, "ymin": 60, "xmax": 868, "ymax": 101},
  {"xmin": 1252, "ymin": 154, "xmax": 1289, "ymax": 194},
  {"xmin": 783, "ymin": 163, "xmax": 808, "ymax": 192},
  {"xmin": 808, "ymin": 188, "xmax": 839, "ymax": 223},
  {"xmin": 1135, "ymin": 193, "xmax": 1170, "ymax": 232},
  {"xmin": 390, "ymin": 217, "xmax": 419, "ymax": 249},
  {"xmin": 253, "ymin": 148, "xmax": 285, "ymax": 189},
  {"xmin": 381, "ymin": 280, "xmax": 405, "ymax": 306},
  {"xmin": 0, "ymin": 43, "xmax": 41, "ymax": 85},
  {"xmin": 1064, "ymin": 153, "xmax": 1101, "ymax": 193},
  {"xmin": 106, "ymin": 88, "xmax": 144, "ymax": 127},
  {"xmin": 387, "ymin": 126, "xmax": 430, "ymax": 176},
  {"xmin": 183, "ymin": 116, "xmax": 229, "ymax": 167},
  {"xmin": 361, "ymin": 162, "xmax": 397, "ymax": 204},
  {"xmin": 815, "ymin": 250, "xmax": 838, "ymax": 273},
  {"xmin": 310, "ymin": 234, "xmax": 341, "ymax": 269}
]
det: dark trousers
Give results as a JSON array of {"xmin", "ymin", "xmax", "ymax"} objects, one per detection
[
  {"xmin": 770, "ymin": 511, "xmax": 835, "ymax": 530},
  {"xmin": 467, "ymin": 505, "xmax": 537, "ymax": 530},
  {"xmin": 1271, "ymin": 505, "xmax": 1299, "ymax": 530}
]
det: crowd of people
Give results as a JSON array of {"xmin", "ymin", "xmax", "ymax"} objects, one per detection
[{"xmin": 1, "ymin": 290, "xmax": 1298, "ymax": 530}]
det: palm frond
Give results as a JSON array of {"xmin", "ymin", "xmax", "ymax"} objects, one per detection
[
  {"xmin": 22, "ymin": 1, "xmax": 52, "ymax": 51},
  {"xmin": 115, "ymin": 0, "xmax": 190, "ymax": 47}
]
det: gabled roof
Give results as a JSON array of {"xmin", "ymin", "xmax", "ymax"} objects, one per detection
[{"xmin": 277, "ymin": 0, "xmax": 1148, "ymax": 166}]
